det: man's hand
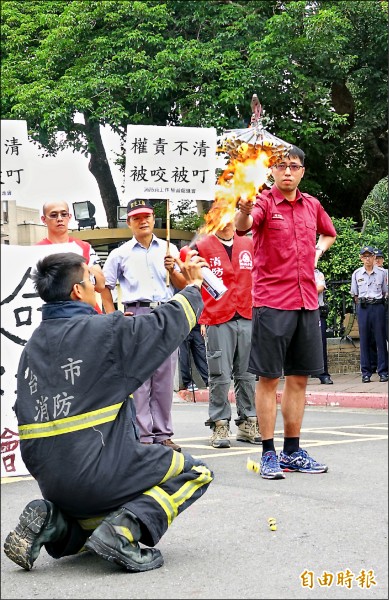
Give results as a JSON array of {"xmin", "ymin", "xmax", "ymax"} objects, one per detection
[
  {"xmin": 237, "ymin": 198, "xmax": 253, "ymax": 215},
  {"xmin": 235, "ymin": 198, "xmax": 254, "ymax": 232},
  {"xmin": 175, "ymin": 250, "xmax": 207, "ymax": 289},
  {"xmin": 164, "ymin": 254, "xmax": 176, "ymax": 273}
]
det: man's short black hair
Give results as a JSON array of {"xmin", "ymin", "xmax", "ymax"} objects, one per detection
[
  {"xmin": 33, "ymin": 252, "xmax": 86, "ymax": 303},
  {"xmin": 287, "ymin": 145, "xmax": 305, "ymax": 165}
]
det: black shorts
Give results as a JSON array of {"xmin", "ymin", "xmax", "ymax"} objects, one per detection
[{"xmin": 249, "ymin": 307, "xmax": 324, "ymax": 378}]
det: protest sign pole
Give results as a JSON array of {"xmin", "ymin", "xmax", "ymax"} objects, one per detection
[{"xmin": 165, "ymin": 197, "xmax": 171, "ymax": 287}]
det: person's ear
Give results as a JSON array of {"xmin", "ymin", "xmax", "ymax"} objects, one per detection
[
  {"xmin": 41, "ymin": 216, "xmax": 47, "ymax": 225},
  {"xmin": 70, "ymin": 283, "xmax": 83, "ymax": 300}
]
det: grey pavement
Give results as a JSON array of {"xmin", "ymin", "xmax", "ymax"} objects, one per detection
[{"xmin": 1, "ymin": 400, "xmax": 388, "ymax": 600}]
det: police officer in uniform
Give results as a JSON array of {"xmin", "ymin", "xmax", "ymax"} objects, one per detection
[{"xmin": 350, "ymin": 246, "xmax": 388, "ymax": 383}]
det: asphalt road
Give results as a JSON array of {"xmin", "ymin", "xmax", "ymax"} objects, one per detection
[{"xmin": 1, "ymin": 403, "xmax": 388, "ymax": 600}]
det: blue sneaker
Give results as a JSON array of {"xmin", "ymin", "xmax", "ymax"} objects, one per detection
[
  {"xmin": 260, "ymin": 451, "xmax": 285, "ymax": 480},
  {"xmin": 279, "ymin": 449, "xmax": 328, "ymax": 473}
]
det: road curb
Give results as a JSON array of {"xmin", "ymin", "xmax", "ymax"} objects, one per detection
[{"xmin": 177, "ymin": 389, "xmax": 388, "ymax": 410}]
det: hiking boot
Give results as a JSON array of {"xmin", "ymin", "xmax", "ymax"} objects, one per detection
[
  {"xmin": 279, "ymin": 449, "xmax": 328, "ymax": 473},
  {"xmin": 210, "ymin": 419, "xmax": 230, "ymax": 448},
  {"xmin": 4, "ymin": 499, "xmax": 68, "ymax": 570},
  {"xmin": 260, "ymin": 451, "xmax": 285, "ymax": 480},
  {"xmin": 236, "ymin": 417, "xmax": 262, "ymax": 445},
  {"xmin": 85, "ymin": 508, "xmax": 163, "ymax": 572}
]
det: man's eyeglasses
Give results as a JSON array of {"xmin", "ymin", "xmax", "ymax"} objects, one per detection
[
  {"xmin": 273, "ymin": 163, "xmax": 304, "ymax": 172},
  {"xmin": 45, "ymin": 212, "xmax": 70, "ymax": 220},
  {"xmin": 78, "ymin": 273, "xmax": 96, "ymax": 286}
]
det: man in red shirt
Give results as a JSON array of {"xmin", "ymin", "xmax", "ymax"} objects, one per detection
[
  {"xmin": 235, "ymin": 145, "xmax": 336, "ymax": 479},
  {"xmin": 36, "ymin": 201, "xmax": 105, "ymax": 312}
]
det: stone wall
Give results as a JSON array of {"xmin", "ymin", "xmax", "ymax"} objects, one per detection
[{"xmin": 327, "ymin": 338, "xmax": 361, "ymax": 374}]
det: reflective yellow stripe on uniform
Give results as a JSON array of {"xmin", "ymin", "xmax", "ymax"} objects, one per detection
[
  {"xmin": 143, "ymin": 486, "xmax": 177, "ymax": 525},
  {"xmin": 143, "ymin": 465, "xmax": 213, "ymax": 526},
  {"xmin": 170, "ymin": 293, "xmax": 197, "ymax": 330},
  {"xmin": 18, "ymin": 402, "xmax": 124, "ymax": 440},
  {"xmin": 159, "ymin": 451, "xmax": 185, "ymax": 484}
]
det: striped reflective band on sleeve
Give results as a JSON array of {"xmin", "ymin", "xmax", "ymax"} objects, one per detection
[
  {"xmin": 18, "ymin": 402, "xmax": 124, "ymax": 440},
  {"xmin": 159, "ymin": 451, "xmax": 185, "ymax": 484},
  {"xmin": 170, "ymin": 293, "xmax": 196, "ymax": 330},
  {"xmin": 143, "ymin": 465, "xmax": 213, "ymax": 526}
]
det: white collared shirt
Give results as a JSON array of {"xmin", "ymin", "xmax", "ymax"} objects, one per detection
[{"xmin": 103, "ymin": 234, "xmax": 180, "ymax": 303}]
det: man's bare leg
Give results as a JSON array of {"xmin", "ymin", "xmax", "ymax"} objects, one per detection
[
  {"xmin": 281, "ymin": 375, "xmax": 308, "ymax": 437},
  {"xmin": 255, "ymin": 376, "xmax": 279, "ymax": 440}
]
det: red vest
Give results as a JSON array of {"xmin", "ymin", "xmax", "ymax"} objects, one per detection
[{"xmin": 196, "ymin": 234, "xmax": 253, "ymax": 325}]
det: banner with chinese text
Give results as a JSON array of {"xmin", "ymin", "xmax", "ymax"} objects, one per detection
[
  {"xmin": 1, "ymin": 120, "xmax": 30, "ymax": 201},
  {"xmin": 1, "ymin": 243, "xmax": 83, "ymax": 478},
  {"xmin": 125, "ymin": 125, "xmax": 217, "ymax": 201}
]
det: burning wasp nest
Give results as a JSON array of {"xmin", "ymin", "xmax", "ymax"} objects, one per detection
[{"xmin": 217, "ymin": 94, "xmax": 292, "ymax": 167}]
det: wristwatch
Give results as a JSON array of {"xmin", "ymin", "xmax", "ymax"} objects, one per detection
[{"xmin": 315, "ymin": 244, "xmax": 325, "ymax": 257}]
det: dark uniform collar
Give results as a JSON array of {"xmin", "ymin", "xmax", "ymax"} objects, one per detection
[{"xmin": 42, "ymin": 301, "xmax": 98, "ymax": 320}]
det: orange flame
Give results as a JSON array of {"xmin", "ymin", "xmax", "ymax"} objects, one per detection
[{"xmin": 199, "ymin": 144, "xmax": 273, "ymax": 235}]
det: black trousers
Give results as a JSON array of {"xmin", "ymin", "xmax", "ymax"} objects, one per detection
[
  {"xmin": 357, "ymin": 303, "xmax": 388, "ymax": 377},
  {"xmin": 179, "ymin": 324, "xmax": 208, "ymax": 387},
  {"xmin": 319, "ymin": 315, "xmax": 330, "ymax": 377},
  {"xmin": 44, "ymin": 455, "xmax": 214, "ymax": 557}
]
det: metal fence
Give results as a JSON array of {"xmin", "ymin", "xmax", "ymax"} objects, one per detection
[{"xmin": 325, "ymin": 279, "xmax": 355, "ymax": 338}]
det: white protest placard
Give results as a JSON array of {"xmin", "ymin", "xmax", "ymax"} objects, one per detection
[
  {"xmin": 1, "ymin": 120, "xmax": 31, "ymax": 200},
  {"xmin": 125, "ymin": 125, "xmax": 217, "ymax": 201},
  {"xmin": 1, "ymin": 243, "xmax": 83, "ymax": 478}
]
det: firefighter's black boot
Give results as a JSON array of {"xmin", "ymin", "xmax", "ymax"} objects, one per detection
[
  {"xmin": 4, "ymin": 499, "xmax": 68, "ymax": 570},
  {"xmin": 85, "ymin": 507, "xmax": 163, "ymax": 572}
]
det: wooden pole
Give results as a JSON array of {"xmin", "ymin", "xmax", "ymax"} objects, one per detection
[{"xmin": 166, "ymin": 198, "xmax": 171, "ymax": 286}]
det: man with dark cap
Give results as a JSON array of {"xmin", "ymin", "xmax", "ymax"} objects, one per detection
[
  {"xmin": 350, "ymin": 246, "xmax": 388, "ymax": 383},
  {"xmin": 102, "ymin": 200, "xmax": 187, "ymax": 451}
]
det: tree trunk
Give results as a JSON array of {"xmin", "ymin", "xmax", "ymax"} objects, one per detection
[{"xmin": 84, "ymin": 114, "xmax": 120, "ymax": 228}]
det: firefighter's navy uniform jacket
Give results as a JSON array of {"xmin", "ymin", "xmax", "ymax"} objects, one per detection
[{"xmin": 15, "ymin": 286, "xmax": 213, "ymax": 549}]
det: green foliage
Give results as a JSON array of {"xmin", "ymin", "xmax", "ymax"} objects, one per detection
[
  {"xmin": 1, "ymin": 0, "xmax": 387, "ymax": 226},
  {"xmin": 360, "ymin": 177, "xmax": 388, "ymax": 228},
  {"xmin": 171, "ymin": 198, "xmax": 203, "ymax": 232},
  {"xmin": 150, "ymin": 199, "xmax": 203, "ymax": 231},
  {"xmin": 171, "ymin": 212, "xmax": 203, "ymax": 232}
]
